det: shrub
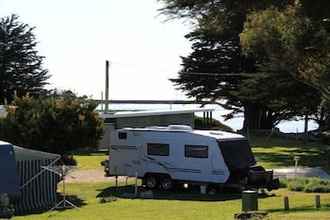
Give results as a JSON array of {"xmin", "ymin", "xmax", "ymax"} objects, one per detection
[
  {"xmin": 287, "ymin": 178, "xmax": 309, "ymax": 192},
  {"xmin": 304, "ymin": 178, "xmax": 330, "ymax": 193},
  {"xmin": 279, "ymin": 178, "xmax": 288, "ymax": 188},
  {"xmin": 286, "ymin": 178, "xmax": 330, "ymax": 193},
  {"xmin": 321, "ymin": 131, "xmax": 330, "ymax": 144},
  {"xmin": 0, "ymin": 93, "xmax": 104, "ymax": 154}
]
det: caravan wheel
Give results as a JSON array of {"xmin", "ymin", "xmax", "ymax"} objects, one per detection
[
  {"xmin": 145, "ymin": 175, "xmax": 158, "ymax": 189},
  {"xmin": 160, "ymin": 177, "xmax": 173, "ymax": 191}
]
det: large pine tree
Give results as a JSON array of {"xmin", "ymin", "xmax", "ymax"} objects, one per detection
[
  {"xmin": 160, "ymin": 0, "xmax": 322, "ymax": 131},
  {"xmin": 0, "ymin": 14, "xmax": 50, "ymax": 104}
]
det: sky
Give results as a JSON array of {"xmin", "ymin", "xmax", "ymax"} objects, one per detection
[{"xmin": 0, "ymin": 0, "xmax": 192, "ymax": 100}]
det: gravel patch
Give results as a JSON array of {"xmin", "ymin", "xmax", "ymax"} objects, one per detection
[
  {"xmin": 66, "ymin": 169, "xmax": 130, "ymax": 183},
  {"xmin": 273, "ymin": 167, "xmax": 330, "ymax": 179}
]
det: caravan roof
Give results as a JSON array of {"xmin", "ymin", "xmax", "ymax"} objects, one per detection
[
  {"xmin": 0, "ymin": 140, "xmax": 11, "ymax": 146},
  {"xmin": 120, "ymin": 125, "xmax": 245, "ymax": 140}
]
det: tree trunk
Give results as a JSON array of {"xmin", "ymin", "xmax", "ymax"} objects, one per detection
[
  {"xmin": 304, "ymin": 114, "xmax": 309, "ymax": 143},
  {"xmin": 317, "ymin": 105, "xmax": 330, "ymax": 131},
  {"xmin": 242, "ymin": 103, "xmax": 274, "ymax": 132}
]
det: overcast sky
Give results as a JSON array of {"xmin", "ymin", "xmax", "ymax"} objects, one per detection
[{"xmin": 0, "ymin": 0, "xmax": 192, "ymax": 100}]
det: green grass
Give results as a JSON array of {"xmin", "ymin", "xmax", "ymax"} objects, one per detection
[
  {"xmin": 12, "ymin": 181, "xmax": 330, "ymax": 220},
  {"xmin": 250, "ymin": 135, "xmax": 330, "ymax": 172},
  {"xmin": 74, "ymin": 152, "xmax": 107, "ymax": 170}
]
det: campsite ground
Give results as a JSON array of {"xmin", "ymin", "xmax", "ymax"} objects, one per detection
[
  {"xmin": 13, "ymin": 182, "xmax": 330, "ymax": 220},
  {"xmin": 12, "ymin": 136, "xmax": 330, "ymax": 220}
]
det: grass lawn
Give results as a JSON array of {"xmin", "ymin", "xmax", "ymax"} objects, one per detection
[
  {"xmin": 74, "ymin": 152, "xmax": 107, "ymax": 170},
  {"xmin": 250, "ymin": 135, "xmax": 330, "ymax": 172},
  {"xmin": 13, "ymin": 181, "xmax": 330, "ymax": 220}
]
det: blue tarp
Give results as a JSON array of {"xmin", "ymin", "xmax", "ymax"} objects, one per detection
[{"xmin": 0, "ymin": 141, "xmax": 20, "ymax": 197}]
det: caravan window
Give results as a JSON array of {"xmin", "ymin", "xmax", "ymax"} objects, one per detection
[
  {"xmin": 118, "ymin": 132, "xmax": 127, "ymax": 139},
  {"xmin": 185, "ymin": 145, "xmax": 208, "ymax": 158},
  {"xmin": 147, "ymin": 143, "xmax": 169, "ymax": 156}
]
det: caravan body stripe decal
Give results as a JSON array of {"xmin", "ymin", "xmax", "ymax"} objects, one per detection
[{"xmin": 111, "ymin": 145, "xmax": 137, "ymax": 150}]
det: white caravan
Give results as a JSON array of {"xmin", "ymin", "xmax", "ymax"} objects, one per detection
[{"xmin": 106, "ymin": 125, "xmax": 279, "ymax": 190}]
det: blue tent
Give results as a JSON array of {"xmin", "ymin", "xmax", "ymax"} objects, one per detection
[
  {"xmin": 0, "ymin": 141, "xmax": 61, "ymax": 214},
  {"xmin": 0, "ymin": 141, "xmax": 20, "ymax": 198}
]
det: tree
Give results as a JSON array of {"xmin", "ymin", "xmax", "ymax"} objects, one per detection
[
  {"xmin": 240, "ymin": 2, "xmax": 330, "ymax": 130},
  {"xmin": 160, "ymin": 0, "xmax": 318, "ymax": 131},
  {"xmin": 0, "ymin": 14, "xmax": 50, "ymax": 104}
]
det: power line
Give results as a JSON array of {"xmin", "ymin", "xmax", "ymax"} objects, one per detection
[{"xmin": 180, "ymin": 72, "xmax": 250, "ymax": 76}]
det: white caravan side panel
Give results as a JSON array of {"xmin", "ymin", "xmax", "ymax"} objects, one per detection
[
  {"xmin": 109, "ymin": 129, "xmax": 230, "ymax": 184},
  {"xmin": 140, "ymin": 131, "xmax": 230, "ymax": 184},
  {"xmin": 109, "ymin": 130, "xmax": 143, "ymax": 177}
]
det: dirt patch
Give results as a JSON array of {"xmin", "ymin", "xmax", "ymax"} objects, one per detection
[{"xmin": 66, "ymin": 169, "xmax": 130, "ymax": 183}]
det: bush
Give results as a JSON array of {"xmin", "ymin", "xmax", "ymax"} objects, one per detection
[
  {"xmin": 0, "ymin": 93, "xmax": 104, "ymax": 154},
  {"xmin": 287, "ymin": 178, "xmax": 309, "ymax": 192},
  {"xmin": 286, "ymin": 178, "xmax": 330, "ymax": 193},
  {"xmin": 278, "ymin": 178, "xmax": 288, "ymax": 188},
  {"xmin": 61, "ymin": 155, "xmax": 78, "ymax": 166}
]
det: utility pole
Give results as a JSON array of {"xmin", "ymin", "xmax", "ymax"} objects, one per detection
[
  {"xmin": 105, "ymin": 60, "xmax": 110, "ymax": 112},
  {"xmin": 101, "ymin": 91, "xmax": 104, "ymax": 111}
]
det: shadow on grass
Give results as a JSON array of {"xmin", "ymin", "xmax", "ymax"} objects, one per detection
[
  {"xmin": 72, "ymin": 151, "xmax": 108, "ymax": 156},
  {"xmin": 14, "ymin": 195, "xmax": 86, "ymax": 216},
  {"xmin": 253, "ymin": 149, "xmax": 330, "ymax": 171},
  {"xmin": 54, "ymin": 194, "xmax": 87, "ymax": 210},
  {"xmin": 267, "ymin": 205, "xmax": 330, "ymax": 214},
  {"xmin": 250, "ymin": 136, "xmax": 330, "ymax": 171},
  {"xmin": 96, "ymin": 185, "xmax": 275, "ymax": 202}
]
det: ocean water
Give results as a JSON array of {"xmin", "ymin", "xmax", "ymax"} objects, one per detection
[{"xmin": 100, "ymin": 103, "xmax": 318, "ymax": 133}]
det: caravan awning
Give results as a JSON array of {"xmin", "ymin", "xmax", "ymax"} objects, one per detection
[{"xmin": 0, "ymin": 141, "xmax": 61, "ymax": 197}]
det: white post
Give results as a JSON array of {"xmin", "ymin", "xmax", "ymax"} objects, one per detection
[
  {"xmin": 101, "ymin": 91, "xmax": 104, "ymax": 111},
  {"xmin": 200, "ymin": 185, "xmax": 207, "ymax": 194},
  {"xmin": 105, "ymin": 60, "xmax": 110, "ymax": 112},
  {"xmin": 294, "ymin": 156, "xmax": 300, "ymax": 177}
]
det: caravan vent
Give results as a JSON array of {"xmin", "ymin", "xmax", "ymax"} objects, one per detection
[{"xmin": 168, "ymin": 125, "xmax": 193, "ymax": 131}]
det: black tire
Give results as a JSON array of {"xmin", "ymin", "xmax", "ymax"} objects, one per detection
[
  {"xmin": 145, "ymin": 175, "xmax": 158, "ymax": 189},
  {"xmin": 160, "ymin": 176, "xmax": 173, "ymax": 191}
]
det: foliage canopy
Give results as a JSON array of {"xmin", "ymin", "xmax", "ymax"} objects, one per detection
[
  {"xmin": 0, "ymin": 93, "xmax": 104, "ymax": 154},
  {"xmin": 159, "ymin": 0, "xmax": 329, "ymax": 131},
  {"xmin": 0, "ymin": 14, "xmax": 50, "ymax": 104}
]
